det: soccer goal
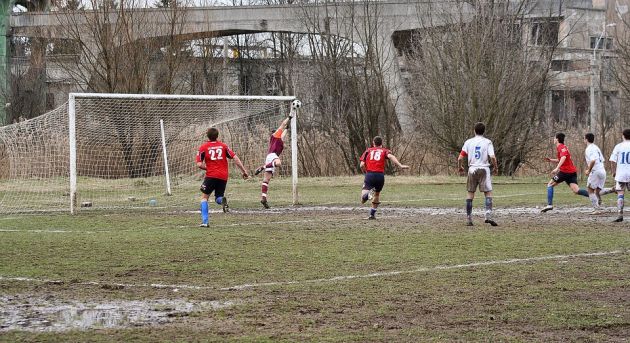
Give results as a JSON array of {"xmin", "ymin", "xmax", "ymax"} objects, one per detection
[{"xmin": 0, "ymin": 93, "xmax": 299, "ymax": 214}]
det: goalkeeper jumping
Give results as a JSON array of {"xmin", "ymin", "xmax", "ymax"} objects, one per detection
[{"xmin": 254, "ymin": 113, "xmax": 293, "ymax": 209}]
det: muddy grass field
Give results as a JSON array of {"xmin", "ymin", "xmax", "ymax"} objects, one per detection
[{"xmin": 1, "ymin": 176, "xmax": 629, "ymax": 342}]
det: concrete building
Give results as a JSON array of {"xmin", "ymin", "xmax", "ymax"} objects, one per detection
[
  {"xmin": 549, "ymin": 0, "xmax": 619, "ymax": 131},
  {"xmin": 4, "ymin": 0, "xmax": 624, "ymax": 131}
]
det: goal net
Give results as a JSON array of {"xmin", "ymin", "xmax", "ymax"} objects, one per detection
[{"xmin": 0, "ymin": 93, "xmax": 298, "ymax": 214}]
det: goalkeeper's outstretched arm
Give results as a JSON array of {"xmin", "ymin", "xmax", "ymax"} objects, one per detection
[{"xmin": 274, "ymin": 117, "xmax": 291, "ymax": 140}]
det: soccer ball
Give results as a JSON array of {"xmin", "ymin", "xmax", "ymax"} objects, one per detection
[{"xmin": 291, "ymin": 99, "xmax": 302, "ymax": 109}]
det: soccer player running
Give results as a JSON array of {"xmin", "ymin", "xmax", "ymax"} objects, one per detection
[
  {"xmin": 583, "ymin": 132, "xmax": 606, "ymax": 214},
  {"xmin": 359, "ymin": 136, "xmax": 409, "ymax": 220},
  {"xmin": 196, "ymin": 127, "xmax": 249, "ymax": 227},
  {"xmin": 608, "ymin": 128, "xmax": 630, "ymax": 222},
  {"xmin": 541, "ymin": 132, "xmax": 589, "ymax": 213},
  {"xmin": 254, "ymin": 113, "xmax": 292, "ymax": 209},
  {"xmin": 457, "ymin": 122, "xmax": 499, "ymax": 227}
]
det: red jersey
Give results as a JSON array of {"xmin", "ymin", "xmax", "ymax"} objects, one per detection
[
  {"xmin": 196, "ymin": 140, "xmax": 236, "ymax": 181},
  {"xmin": 268, "ymin": 129, "xmax": 284, "ymax": 155},
  {"xmin": 557, "ymin": 143, "xmax": 577, "ymax": 173},
  {"xmin": 360, "ymin": 147, "xmax": 391, "ymax": 173}
]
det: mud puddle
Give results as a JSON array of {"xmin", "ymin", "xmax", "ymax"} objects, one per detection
[{"xmin": 0, "ymin": 296, "xmax": 237, "ymax": 332}]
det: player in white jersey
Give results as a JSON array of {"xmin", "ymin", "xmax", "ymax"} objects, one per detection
[
  {"xmin": 583, "ymin": 133, "xmax": 606, "ymax": 213},
  {"xmin": 608, "ymin": 128, "xmax": 630, "ymax": 222},
  {"xmin": 457, "ymin": 122, "xmax": 499, "ymax": 227}
]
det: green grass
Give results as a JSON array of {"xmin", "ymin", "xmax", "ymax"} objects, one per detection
[{"xmin": 1, "ymin": 176, "xmax": 629, "ymax": 342}]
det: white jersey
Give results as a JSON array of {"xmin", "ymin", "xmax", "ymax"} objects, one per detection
[
  {"xmin": 584, "ymin": 144, "xmax": 605, "ymax": 173},
  {"xmin": 461, "ymin": 135, "xmax": 495, "ymax": 172},
  {"xmin": 609, "ymin": 140, "xmax": 630, "ymax": 182}
]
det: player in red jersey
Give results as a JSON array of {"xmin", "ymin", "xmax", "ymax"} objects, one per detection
[
  {"xmin": 541, "ymin": 132, "xmax": 589, "ymax": 212},
  {"xmin": 253, "ymin": 114, "xmax": 292, "ymax": 209},
  {"xmin": 196, "ymin": 127, "xmax": 249, "ymax": 227},
  {"xmin": 359, "ymin": 136, "xmax": 409, "ymax": 219}
]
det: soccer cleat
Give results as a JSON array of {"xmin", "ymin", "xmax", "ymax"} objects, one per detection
[
  {"xmin": 613, "ymin": 216, "xmax": 623, "ymax": 222},
  {"xmin": 367, "ymin": 188, "xmax": 376, "ymax": 200},
  {"xmin": 484, "ymin": 219, "xmax": 498, "ymax": 227},
  {"xmin": 199, "ymin": 223, "xmax": 209, "ymax": 228},
  {"xmin": 540, "ymin": 205, "xmax": 553, "ymax": 213},
  {"xmin": 367, "ymin": 215, "xmax": 376, "ymax": 220},
  {"xmin": 466, "ymin": 220, "xmax": 473, "ymax": 226},
  {"xmin": 254, "ymin": 166, "xmax": 265, "ymax": 176},
  {"xmin": 221, "ymin": 197, "xmax": 229, "ymax": 213},
  {"xmin": 261, "ymin": 198, "xmax": 270, "ymax": 209}
]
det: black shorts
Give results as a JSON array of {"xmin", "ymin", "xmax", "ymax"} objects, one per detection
[
  {"xmin": 363, "ymin": 172, "xmax": 385, "ymax": 192},
  {"xmin": 553, "ymin": 171, "xmax": 578, "ymax": 185},
  {"xmin": 200, "ymin": 177, "xmax": 227, "ymax": 197}
]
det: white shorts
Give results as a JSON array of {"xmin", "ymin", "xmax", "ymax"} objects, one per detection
[
  {"xmin": 587, "ymin": 170, "xmax": 606, "ymax": 190},
  {"xmin": 615, "ymin": 181, "xmax": 630, "ymax": 191},
  {"xmin": 265, "ymin": 153, "xmax": 279, "ymax": 174},
  {"xmin": 467, "ymin": 167, "xmax": 492, "ymax": 193}
]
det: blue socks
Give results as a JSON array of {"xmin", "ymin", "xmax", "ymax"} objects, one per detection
[
  {"xmin": 215, "ymin": 196, "xmax": 223, "ymax": 205},
  {"xmin": 370, "ymin": 208, "xmax": 377, "ymax": 216},
  {"xmin": 547, "ymin": 186, "xmax": 554, "ymax": 205},
  {"xmin": 484, "ymin": 197, "xmax": 493, "ymax": 220},
  {"xmin": 201, "ymin": 199, "xmax": 209, "ymax": 224},
  {"xmin": 618, "ymin": 194, "xmax": 624, "ymax": 215},
  {"xmin": 466, "ymin": 199, "xmax": 473, "ymax": 219},
  {"xmin": 577, "ymin": 189, "xmax": 589, "ymax": 197}
]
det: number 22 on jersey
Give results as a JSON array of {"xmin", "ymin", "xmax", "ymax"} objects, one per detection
[{"xmin": 207, "ymin": 147, "xmax": 224, "ymax": 160}]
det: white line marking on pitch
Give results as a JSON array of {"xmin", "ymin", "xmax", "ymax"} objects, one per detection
[
  {"xmin": 0, "ymin": 229, "xmax": 101, "ymax": 234},
  {"xmin": 1, "ymin": 250, "xmax": 625, "ymax": 292},
  {"xmin": 314, "ymin": 193, "xmax": 540, "ymax": 205},
  {"xmin": 221, "ymin": 249, "xmax": 627, "ymax": 290},
  {"xmin": 384, "ymin": 193, "xmax": 539, "ymax": 203}
]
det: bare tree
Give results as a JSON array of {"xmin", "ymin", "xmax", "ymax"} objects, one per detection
[
  {"xmin": 405, "ymin": 0, "xmax": 565, "ymax": 175},
  {"xmin": 608, "ymin": 19, "xmax": 630, "ymax": 132},
  {"xmin": 54, "ymin": 0, "xmax": 190, "ymax": 177},
  {"xmin": 300, "ymin": 0, "xmax": 400, "ymax": 175}
]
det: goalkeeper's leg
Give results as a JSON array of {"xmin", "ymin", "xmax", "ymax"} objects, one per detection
[
  {"xmin": 256, "ymin": 156, "xmax": 281, "ymax": 175},
  {"xmin": 261, "ymin": 172, "xmax": 273, "ymax": 209}
]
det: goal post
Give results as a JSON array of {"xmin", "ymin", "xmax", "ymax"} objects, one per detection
[{"xmin": 0, "ymin": 93, "xmax": 300, "ymax": 214}]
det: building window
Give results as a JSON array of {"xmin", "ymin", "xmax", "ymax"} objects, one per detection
[
  {"xmin": 530, "ymin": 20, "xmax": 559, "ymax": 46},
  {"xmin": 551, "ymin": 60, "xmax": 571, "ymax": 72},
  {"xmin": 590, "ymin": 36, "xmax": 613, "ymax": 50}
]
